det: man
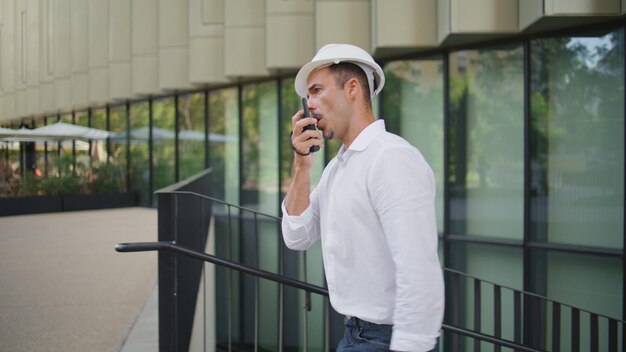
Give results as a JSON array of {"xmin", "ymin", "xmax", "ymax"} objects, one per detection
[{"xmin": 281, "ymin": 43, "xmax": 444, "ymax": 352}]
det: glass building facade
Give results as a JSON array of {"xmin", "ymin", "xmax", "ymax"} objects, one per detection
[{"xmin": 2, "ymin": 21, "xmax": 625, "ymax": 351}]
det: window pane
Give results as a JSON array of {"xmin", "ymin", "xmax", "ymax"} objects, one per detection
[
  {"xmin": 531, "ymin": 249, "xmax": 622, "ymax": 350},
  {"xmin": 530, "ymin": 29, "xmax": 624, "ymax": 248},
  {"xmin": 178, "ymin": 93, "xmax": 206, "ymax": 180},
  {"xmin": 59, "ymin": 114, "xmax": 74, "ymax": 177},
  {"xmin": 448, "ymin": 46, "xmax": 524, "ymax": 240},
  {"xmin": 242, "ymin": 82, "xmax": 279, "ymax": 214},
  {"xmin": 209, "ymin": 88, "xmax": 241, "ymax": 348},
  {"xmin": 383, "ymin": 58, "xmax": 445, "ymax": 231},
  {"xmin": 279, "ymin": 78, "xmax": 325, "ymax": 352},
  {"xmin": 241, "ymin": 81, "xmax": 280, "ymax": 350},
  {"xmin": 74, "ymin": 111, "xmax": 90, "ymax": 174},
  {"xmin": 448, "ymin": 242, "xmax": 523, "ymax": 350},
  {"xmin": 46, "ymin": 117, "xmax": 60, "ymax": 177},
  {"xmin": 109, "ymin": 105, "xmax": 128, "ymax": 192},
  {"xmin": 152, "ymin": 98, "xmax": 175, "ymax": 199},
  {"xmin": 130, "ymin": 102, "xmax": 150, "ymax": 206},
  {"xmin": 280, "ymin": 77, "xmax": 325, "ymax": 196}
]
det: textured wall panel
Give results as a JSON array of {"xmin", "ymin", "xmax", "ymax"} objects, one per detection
[
  {"xmin": 70, "ymin": 0, "xmax": 88, "ymax": 108},
  {"xmin": 189, "ymin": 0, "xmax": 227, "ymax": 83},
  {"xmin": 452, "ymin": 0, "xmax": 518, "ymax": 32},
  {"xmin": 26, "ymin": 0, "xmax": 40, "ymax": 115},
  {"xmin": 54, "ymin": 0, "xmax": 71, "ymax": 111},
  {"xmin": 109, "ymin": 0, "xmax": 132, "ymax": 99},
  {"xmin": 519, "ymin": 0, "xmax": 544, "ymax": 30},
  {"xmin": 158, "ymin": 0, "xmax": 192, "ymax": 89},
  {"xmin": 15, "ymin": 0, "xmax": 27, "ymax": 117},
  {"xmin": 374, "ymin": 0, "xmax": 437, "ymax": 49},
  {"xmin": 547, "ymin": 0, "xmax": 621, "ymax": 14},
  {"xmin": 3, "ymin": 0, "xmax": 15, "ymax": 119},
  {"xmin": 132, "ymin": 0, "xmax": 159, "ymax": 95},
  {"xmin": 88, "ymin": 0, "xmax": 108, "ymax": 104},
  {"xmin": 224, "ymin": 0, "xmax": 267, "ymax": 77},
  {"xmin": 315, "ymin": 0, "xmax": 370, "ymax": 51},
  {"xmin": 266, "ymin": 14, "xmax": 314, "ymax": 69}
]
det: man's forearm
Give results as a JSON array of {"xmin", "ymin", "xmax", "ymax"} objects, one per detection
[{"xmin": 284, "ymin": 161, "xmax": 312, "ymax": 216}]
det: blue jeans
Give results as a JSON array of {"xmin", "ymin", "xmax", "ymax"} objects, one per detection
[{"xmin": 337, "ymin": 317, "xmax": 439, "ymax": 352}]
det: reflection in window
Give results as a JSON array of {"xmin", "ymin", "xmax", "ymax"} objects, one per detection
[
  {"xmin": 530, "ymin": 29, "xmax": 624, "ymax": 249},
  {"xmin": 242, "ymin": 82, "xmax": 279, "ymax": 214},
  {"xmin": 242, "ymin": 82, "xmax": 280, "ymax": 351},
  {"xmin": 448, "ymin": 45, "xmax": 524, "ymax": 240},
  {"xmin": 208, "ymin": 88, "xmax": 239, "ymax": 204},
  {"xmin": 531, "ymin": 249, "xmax": 622, "ymax": 350},
  {"xmin": 178, "ymin": 93, "xmax": 206, "ymax": 180},
  {"xmin": 46, "ymin": 116, "xmax": 60, "ymax": 177},
  {"xmin": 449, "ymin": 242, "xmax": 523, "ymax": 350},
  {"xmin": 529, "ymin": 28, "xmax": 624, "ymax": 349},
  {"xmin": 152, "ymin": 98, "xmax": 175, "ymax": 198},
  {"xmin": 209, "ymin": 88, "xmax": 241, "ymax": 349},
  {"xmin": 109, "ymin": 105, "xmax": 128, "ymax": 192},
  {"xmin": 279, "ymin": 78, "xmax": 326, "ymax": 352},
  {"xmin": 130, "ymin": 102, "xmax": 150, "ymax": 206},
  {"xmin": 74, "ymin": 111, "xmax": 90, "ymax": 173},
  {"xmin": 90, "ymin": 108, "xmax": 108, "ymax": 169},
  {"xmin": 383, "ymin": 58, "xmax": 445, "ymax": 231}
]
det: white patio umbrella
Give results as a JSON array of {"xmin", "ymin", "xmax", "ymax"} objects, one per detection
[
  {"xmin": 0, "ymin": 127, "xmax": 46, "ymax": 142},
  {"xmin": 29, "ymin": 121, "xmax": 112, "ymax": 141}
]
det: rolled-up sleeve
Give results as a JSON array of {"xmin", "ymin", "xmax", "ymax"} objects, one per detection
[
  {"xmin": 281, "ymin": 189, "xmax": 321, "ymax": 251},
  {"xmin": 369, "ymin": 146, "xmax": 445, "ymax": 352}
]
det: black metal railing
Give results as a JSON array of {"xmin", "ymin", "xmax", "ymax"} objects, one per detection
[
  {"xmin": 117, "ymin": 240, "xmax": 546, "ymax": 352},
  {"xmin": 118, "ymin": 175, "xmax": 625, "ymax": 352}
]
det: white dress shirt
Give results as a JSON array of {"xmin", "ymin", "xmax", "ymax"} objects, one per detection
[{"xmin": 281, "ymin": 120, "xmax": 444, "ymax": 351}]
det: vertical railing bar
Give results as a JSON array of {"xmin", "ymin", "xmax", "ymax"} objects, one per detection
[
  {"xmin": 608, "ymin": 319, "xmax": 617, "ymax": 352},
  {"xmin": 303, "ymin": 251, "xmax": 308, "ymax": 352},
  {"xmin": 572, "ymin": 308, "xmax": 580, "ymax": 352},
  {"xmin": 254, "ymin": 274, "xmax": 259, "ymax": 352},
  {"xmin": 324, "ymin": 297, "xmax": 330, "ymax": 352},
  {"xmin": 590, "ymin": 313, "xmax": 598, "ymax": 352},
  {"xmin": 452, "ymin": 271, "xmax": 461, "ymax": 351},
  {"xmin": 552, "ymin": 302, "xmax": 561, "ymax": 352},
  {"xmin": 494, "ymin": 285, "xmax": 501, "ymax": 352},
  {"xmin": 514, "ymin": 291, "xmax": 521, "ymax": 345},
  {"xmin": 202, "ymin": 199, "xmax": 207, "ymax": 352},
  {"xmin": 278, "ymin": 228, "xmax": 284, "ymax": 352},
  {"xmin": 254, "ymin": 211, "xmax": 259, "ymax": 352},
  {"xmin": 227, "ymin": 205, "xmax": 233, "ymax": 352},
  {"xmin": 474, "ymin": 278, "xmax": 481, "ymax": 352}
]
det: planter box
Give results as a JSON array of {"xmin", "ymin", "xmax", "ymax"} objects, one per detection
[
  {"xmin": 0, "ymin": 192, "xmax": 136, "ymax": 217},
  {"xmin": 0, "ymin": 195, "xmax": 63, "ymax": 216}
]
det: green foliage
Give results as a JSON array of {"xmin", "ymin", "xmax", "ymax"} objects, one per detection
[
  {"xmin": 90, "ymin": 163, "xmax": 122, "ymax": 193},
  {"xmin": 39, "ymin": 172, "xmax": 83, "ymax": 195},
  {"xmin": 18, "ymin": 173, "xmax": 41, "ymax": 196}
]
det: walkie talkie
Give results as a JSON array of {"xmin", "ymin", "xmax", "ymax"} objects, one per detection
[{"xmin": 301, "ymin": 97, "xmax": 320, "ymax": 153}]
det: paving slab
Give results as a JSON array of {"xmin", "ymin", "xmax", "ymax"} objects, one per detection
[{"xmin": 0, "ymin": 208, "xmax": 157, "ymax": 352}]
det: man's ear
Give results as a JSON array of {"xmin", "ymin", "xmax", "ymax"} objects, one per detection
[{"xmin": 345, "ymin": 78, "xmax": 360, "ymax": 101}]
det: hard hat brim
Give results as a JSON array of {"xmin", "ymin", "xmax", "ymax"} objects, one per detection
[{"xmin": 294, "ymin": 57, "xmax": 385, "ymax": 99}]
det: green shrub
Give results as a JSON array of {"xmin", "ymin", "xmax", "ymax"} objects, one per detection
[
  {"xmin": 90, "ymin": 163, "xmax": 122, "ymax": 193},
  {"xmin": 40, "ymin": 173, "xmax": 84, "ymax": 195}
]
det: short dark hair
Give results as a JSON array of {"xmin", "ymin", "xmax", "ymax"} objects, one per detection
[{"xmin": 328, "ymin": 62, "xmax": 372, "ymax": 108}]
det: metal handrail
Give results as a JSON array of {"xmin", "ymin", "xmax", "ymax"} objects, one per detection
[
  {"xmin": 116, "ymin": 241, "xmax": 547, "ymax": 352},
  {"xmin": 140, "ymin": 189, "xmax": 626, "ymax": 323}
]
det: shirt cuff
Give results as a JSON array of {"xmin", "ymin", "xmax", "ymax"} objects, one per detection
[
  {"xmin": 281, "ymin": 200, "xmax": 313, "ymax": 230},
  {"xmin": 390, "ymin": 330, "xmax": 439, "ymax": 352}
]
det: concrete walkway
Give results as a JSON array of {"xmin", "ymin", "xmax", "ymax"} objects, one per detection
[{"xmin": 0, "ymin": 208, "xmax": 158, "ymax": 352}]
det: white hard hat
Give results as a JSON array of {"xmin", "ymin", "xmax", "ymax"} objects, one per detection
[{"xmin": 295, "ymin": 43, "xmax": 385, "ymax": 100}]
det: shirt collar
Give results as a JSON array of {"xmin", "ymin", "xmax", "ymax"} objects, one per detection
[{"xmin": 338, "ymin": 119, "xmax": 386, "ymax": 157}]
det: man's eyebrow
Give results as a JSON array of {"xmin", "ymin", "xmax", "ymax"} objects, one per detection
[{"xmin": 307, "ymin": 83, "xmax": 321, "ymax": 92}]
